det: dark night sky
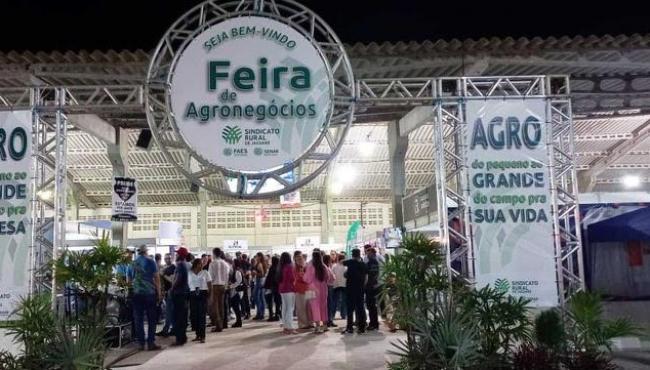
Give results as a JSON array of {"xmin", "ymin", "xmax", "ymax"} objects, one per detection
[{"xmin": 2, "ymin": 0, "xmax": 648, "ymax": 51}]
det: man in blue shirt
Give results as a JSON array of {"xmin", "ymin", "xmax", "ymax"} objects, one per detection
[{"xmin": 131, "ymin": 244, "xmax": 161, "ymax": 351}]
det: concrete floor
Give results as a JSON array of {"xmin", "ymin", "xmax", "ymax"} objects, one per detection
[{"xmin": 113, "ymin": 319, "xmax": 403, "ymax": 370}]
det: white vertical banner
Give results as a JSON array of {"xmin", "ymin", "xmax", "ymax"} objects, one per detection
[
  {"xmin": 0, "ymin": 111, "xmax": 33, "ymax": 320},
  {"xmin": 466, "ymin": 99, "xmax": 557, "ymax": 307}
]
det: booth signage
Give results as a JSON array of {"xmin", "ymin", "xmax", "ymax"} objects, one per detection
[
  {"xmin": 223, "ymin": 239, "xmax": 249, "ymax": 252},
  {"xmin": 402, "ymin": 184, "xmax": 437, "ymax": 222},
  {"xmin": 157, "ymin": 221, "xmax": 183, "ymax": 246},
  {"xmin": 295, "ymin": 236, "xmax": 320, "ymax": 250},
  {"xmin": 466, "ymin": 99, "xmax": 557, "ymax": 307},
  {"xmin": 0, "ymin": 111, "xmax": 32, "ymax": 320},
  {"xmin": 111, "ymin": 177, "xmax": 138, "ymax": 222},
  {"xmin": 170, "ymin": 16, "xmax": 332, "ymax": 172}
]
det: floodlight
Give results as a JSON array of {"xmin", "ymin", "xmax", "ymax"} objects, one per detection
[{"xmin": 622, "ymin": 175, "xmax": 641, "ymax": 188}]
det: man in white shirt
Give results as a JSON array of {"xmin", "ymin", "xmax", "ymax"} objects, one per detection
[{"xmin": 208, "ymin": 247, "xmax": 231, "ymax": 332}]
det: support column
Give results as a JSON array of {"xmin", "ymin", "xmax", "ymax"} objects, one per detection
[
  {"xmin": 388, "ymin": 121, "xmax": 408, "ymax": 229},
  {"xmin": 109, "ymin": 128, "xmax": 129, "ymax": 248},
  {"xmin": 67, "ymin": 188, "xmax": 80, "ymax": 222},
  {"xmin": 320, "ymin": 201, "xmax": 332, "ymax": 244},
  {"xmin": 198, "ymin": 191, "xmax": 209, "ymax": 249}
]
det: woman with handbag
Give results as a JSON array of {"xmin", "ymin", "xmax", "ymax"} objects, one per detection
[
  {"xmin": 188, "ymin": 258, "xmax": 211, "ymax": 343},
  {"xmin": 228, "ymin": 260, "xmax": 244, "ymax": 328},
  {"xmin": 252, "ymin": 252, "xmax": 268, "ymax": 320},
  {"xmin": 293, "ymin": 252, "xmax": 311, "ymax": 329},
  {"xmin": 264, "ymin": 255, "xmax": 281, "ymax": 321},
  {"xmin": 304, "ymin": 251, "xmax": 335, "ymax": 334}
]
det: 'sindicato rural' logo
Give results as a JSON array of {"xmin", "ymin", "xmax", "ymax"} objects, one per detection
[
  {"xmin": 222, "ymin": 125, "xmax": 242, "ymax": 144},
  {"xmin": 494, "ymin": 278, "xmax": 510, "ymax": 294}
]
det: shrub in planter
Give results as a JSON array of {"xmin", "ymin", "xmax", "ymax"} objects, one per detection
[
  {"xmin": 512, "ymin": 344, "xmax": 559, "ymax": 370},
  {"xmin": 534, "ymin": 309, "xmax": 564, "ymax": 351},
  {"xmin": 383, "ymin": 234, "xmax": 481, "ymax": 369},
  {"xmin": 566, "ymin": 291, "xmax": 640, "ymax": 352},
  {"xmin": 461, "ymin": 286, "xmax": 532, "ymax": 367},
  {"xmin": 5, "ymin": 293, "xmax": 56, "ymax": 368},
  {"xmin": 561, "ymin": 351, "xmax": 618, "ymax": 370},
  {"xmin": 0, "ymin": 350, "xmax": 23, "ymax": 370},
  {"xmin": 389, "ymin": 303, "xmax": 481, "ymax": 370}
]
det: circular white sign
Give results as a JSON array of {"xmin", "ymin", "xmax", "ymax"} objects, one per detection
[{"xmin": 170, "ymin": 16, "xmax": 332, "ymax": 172}]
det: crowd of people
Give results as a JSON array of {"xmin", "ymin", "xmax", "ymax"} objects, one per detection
[{"xmin": 124, "ymin": 244, "xmax": 395, "ymax": 351}]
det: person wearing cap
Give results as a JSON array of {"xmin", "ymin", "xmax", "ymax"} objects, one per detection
[
  {"xmin": 171, "ymin": 247, "xmax": 190, "ymax": 346},
  {"xmin": 131, "ymin": 244, "xmax": 162, "ymax": 351}
]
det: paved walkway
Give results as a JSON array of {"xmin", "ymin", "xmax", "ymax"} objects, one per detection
[{"xmin": 111, "ymin": 319, "xmax": 402, "ymax": 370}]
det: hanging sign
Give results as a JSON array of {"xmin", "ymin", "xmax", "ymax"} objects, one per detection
[
  {"xmin": 111, "ymin": 177, "xmax": 138, "ymax": 222},
  {"xmin": 280, "ymin": 168, "xmax": 300, "ymax": 207},
  {"xmin": 280, "ymin": 191, "xmax": 301, "ymax": 208},
  {"xmin": 466, "ymin": 99, "xmax": 557, "ymax": 307},
  {"xmin": 223, "ymin": 239, "xmax": 249, "ymax": 252},
  {"xmin": 170, "ymin": 16, "xmax": 333, "ymax": 172},
  {"xmin": 0, "ymin": 111, "xmax": 32, "ymax": 320}
]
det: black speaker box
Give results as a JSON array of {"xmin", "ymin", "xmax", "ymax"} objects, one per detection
[{"xmin": 136, "ymin": 129, "xmax": 152, "ymax": 149}]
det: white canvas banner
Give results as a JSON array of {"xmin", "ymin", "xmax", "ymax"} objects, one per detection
[
  {"xmin": 466, "ymin": 99, "xmax": 558, "ymax": 307},
  {"xmin": 111, "ymin": 177, "xmax": 137, "ymax": 222},
  {"xmin": 0, "ymin": 111, "xmax": 33, "ymax": 320}
]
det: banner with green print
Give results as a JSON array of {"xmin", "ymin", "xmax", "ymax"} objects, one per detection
[
  {"xmin": 466, "ymin": 99, "xmax": 557, "ymax": 307},
  {"xmin": 0, "ymin": 111, "xmax": 33, "ymax": 320},
  {"xmin": 345, "ymin": 220, "xmax": 362, "ymax": 257}
]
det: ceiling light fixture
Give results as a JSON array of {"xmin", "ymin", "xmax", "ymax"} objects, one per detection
[
  {"xmin": 37, "ymin": 189, "xmax": 53, "ymax": 201},
  {"xmin": 334, "ymin": 164, "xmax": 356, "ymax": 184}
]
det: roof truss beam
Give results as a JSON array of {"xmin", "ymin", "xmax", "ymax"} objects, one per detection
[{"xmin": 579, "ymin": 117, "xmax": 650, "ymax": 192}]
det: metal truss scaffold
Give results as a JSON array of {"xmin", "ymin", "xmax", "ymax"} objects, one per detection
[
  {"xmin": 429, "ymin": 75, "xmax": 584, "ymax": 307},
  {"xmin": 28, "ymin": 88, "xmax": 67, "ymax": 306},
  {"xmin": 2, "ymin": 76, "xmax": 583, "ymax": 308}
]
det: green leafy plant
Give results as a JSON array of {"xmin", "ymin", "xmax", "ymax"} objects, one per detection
[
  {"xmin": 5, "ymin": 293, "xmax": 56, "ymax": 368},
  {"xmin": 55, "ymin": 234, "xmax": 128, "ymax": 320},
  {"xmin": 383, "ymin": 234, "xmax": 480, "ymax": 369},
  {"xmin": 0, "ymin": 350, "xmax": 23, "ymax": 370},
  {"xmin": 534, "ymin": 309, "xmax": 565, "ymax": 351},
  {"xmin": 461, "ymin": 285, "xmax": 532, "ymax": 367},
  {"xmin": 381, "ymin": 234, "xmax": 450, "ymax": 332},
  {"xmin": 45, "ymin": 321, "xmax": 107, "ymax": 370},
  {"xmin": 566, "ymin": 291, "xmax": 640, "ymax": 351}
]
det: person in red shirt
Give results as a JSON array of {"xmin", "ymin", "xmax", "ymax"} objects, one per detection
[{"xmin": 278, "ymin": 252, "xmax": 297, "ymax": 334}]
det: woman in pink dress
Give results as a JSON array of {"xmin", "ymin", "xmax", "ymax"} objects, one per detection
[{"xmin": 304, "ymin": 251, "xmax": 335, "ymax": 334}]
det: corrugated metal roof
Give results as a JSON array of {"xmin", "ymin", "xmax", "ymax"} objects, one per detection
[{"xmin": 3, "ymin": 34, "xmax": 650, "ymax": 205}]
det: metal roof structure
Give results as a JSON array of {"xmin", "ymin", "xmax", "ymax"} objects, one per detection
[{"xmin": 2, "ymin": 33, "xmax": 650, "ymax": 207}]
